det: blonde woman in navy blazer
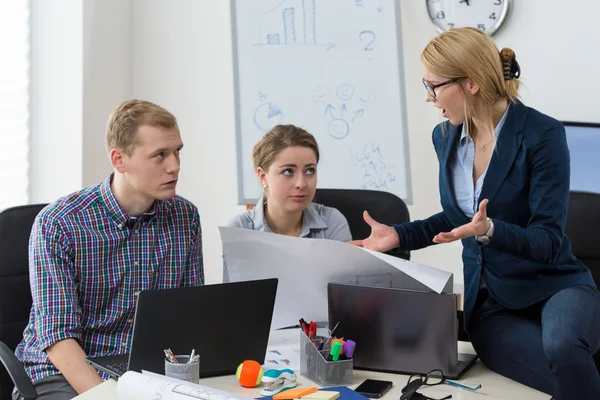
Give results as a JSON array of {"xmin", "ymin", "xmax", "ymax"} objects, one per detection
[{"xmin": 352, "ymin": 28, "xmax": 599, "ymax": 399}]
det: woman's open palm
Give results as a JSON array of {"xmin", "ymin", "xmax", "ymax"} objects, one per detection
[{"xmin": 349, "ymin": 211, "xmax": 400, "ymax": 253}]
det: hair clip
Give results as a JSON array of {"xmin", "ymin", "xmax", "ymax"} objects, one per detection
[{"xmin": 504, "ymin": 58, "xmax": 520, "ymax": 80}]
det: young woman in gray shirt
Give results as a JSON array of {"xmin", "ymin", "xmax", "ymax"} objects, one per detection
[{"xmin": 223, "ymin": 124, "xmax": 352, "ymax": 282}]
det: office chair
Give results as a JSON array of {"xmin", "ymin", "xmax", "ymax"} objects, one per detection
[
  {"xmin": 0, "ymin": 204, "xmax": 48, "ymax": 400},
  {"xmin": 313, "ymin": 188, "xmax": 411, "ymax": 260},
  {"xmin": 565, "ymin": 191, "xmax": 600, "ymax": 370}
]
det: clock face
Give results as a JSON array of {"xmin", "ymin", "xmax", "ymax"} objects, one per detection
[{"xmin": 426, "ymin": 0, "xmax": 512, "ymax": 37}]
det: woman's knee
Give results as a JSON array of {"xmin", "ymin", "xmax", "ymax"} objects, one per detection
[{"xmin": 543, "ymin": 329, "xmax": 588, "ymax": 365}]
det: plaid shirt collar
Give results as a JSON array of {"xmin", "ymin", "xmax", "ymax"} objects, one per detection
[{"xmin": 99, "ymin": 174, "xmax": 174, "ymax": 226}]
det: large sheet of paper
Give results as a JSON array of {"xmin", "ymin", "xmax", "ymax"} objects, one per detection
[
  {"xmin": 220, "ymin": 227, "xmax": 453, "ymax": 329},
  {"xmin": 116, "ymin": 370, "xmax": 253, "ymax": 400}
]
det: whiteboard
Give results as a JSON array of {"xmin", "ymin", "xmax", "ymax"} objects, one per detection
[{"xmin": 231, "ymin": 0, "xmax": 412, "ymax": 204}]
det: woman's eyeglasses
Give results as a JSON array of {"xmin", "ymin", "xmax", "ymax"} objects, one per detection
[
  {"xmin": 422, "ymin": 78, "xmax": 463, "ymax": 99},
  {"xmin": 400, "ymin": 369, "xmax": 481, "ymax": 400}
]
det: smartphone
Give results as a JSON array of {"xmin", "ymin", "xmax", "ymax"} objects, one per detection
[{"xmin": 354, "ymin": 379, "xmax": 394, "ymax": 398}]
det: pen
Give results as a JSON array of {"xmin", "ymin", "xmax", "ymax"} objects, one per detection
[
  {"xmin": 324, "ymin": 321, "xmax": 340, "ymax": 349},
  {"xmin": 309, "ymin": 321, "xmax": 317, "ymax": 340},
  {"xmin": 299, "ymin": 319, "xmax": 309, "ymax": 336},
  {"xmin": 188, "ymin": 349, "xmax": 195, "ymax": 364},
  {"xmin": 164, "ymin": 348, "xmax": 178, "ymax": 363}
]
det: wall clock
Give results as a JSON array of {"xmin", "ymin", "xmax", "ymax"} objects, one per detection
[{"xmin": 426, "ymin": 0, "xmax": 513, "ymax": 36}]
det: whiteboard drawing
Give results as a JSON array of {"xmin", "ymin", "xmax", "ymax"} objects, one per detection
[
  {"xmin": 328, "ymin": 118, "xmax": 350, "ymax": 140},
  {"xmin": 256, "ymin": 0, "xmax": 335, "ymax": 49},
  {"xmin": 336, "ymin": 83, "xmax": 355, "ymax": 101},
  {"xmin": 317, "ymin": 83, "xmax": 372, "ymax": 139},
  {"xmin": 352, "ymin": 142, "xmax": 398, "ymax": 191},
  {"xmin": 233, "ymin": 0, "xmax": 412, "ymax": 203},
  {"xmin": 253, "ymin": 92, "xmax": 284, "ymax": 132},
  {"xmin": 312, "ymin": 85, "xmax": 328, "ymax": 103},
  {"xmin": 358, "ymin": 30, "xmax": 376, "ymax": 51}
]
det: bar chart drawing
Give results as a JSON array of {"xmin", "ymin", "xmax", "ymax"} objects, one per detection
[
  {"xmin": 257, "ymin": 0, "xmax": 326, "ymax": 47},
  {"xmin": 302, "ymin": 0, "xmax": 316, "ymax": 45},
  {"xmin": 282, "ymin": 8, "xmax": 296, "ymax": 44}
]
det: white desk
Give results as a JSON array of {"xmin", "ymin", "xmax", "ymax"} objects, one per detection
[{"xmin": 74, "ymin": 330, "xmax": 550, "ymax": 400}]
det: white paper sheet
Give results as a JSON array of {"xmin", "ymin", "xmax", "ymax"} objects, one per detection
[
  {"xmin": 220, "ymin": 227, "xmax": 453, "ymax": 329},
  {"xmin": 116, "ymin": 370, "xmax": 253, "ymax": 400},
  {"xmin": 263, "ymin": 345, "xmax": 300, "ymax": 371}
]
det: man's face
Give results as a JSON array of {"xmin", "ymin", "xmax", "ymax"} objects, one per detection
[{"xmin": 119, "ymin": 125, "xmax": 183, "ymax": 201}]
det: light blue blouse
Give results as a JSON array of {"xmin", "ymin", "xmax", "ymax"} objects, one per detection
[{"xmin": 222, "ymin": 196, "xmax": 352, "ymax": 282}]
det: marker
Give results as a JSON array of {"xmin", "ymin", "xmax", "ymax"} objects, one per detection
[
  {"xmin": 343, "ymin": 340, "xmax": 356, "ymax": 359},
  {"xmin": 327, "ymin": 341, "xmax": 343, "ymax": 361}
]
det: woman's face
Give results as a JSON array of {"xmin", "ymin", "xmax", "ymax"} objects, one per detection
[
  {"xmin": 259, "ymin": 146, "xmax": 318, "ymax": 215},
  {"xmin": 423, "ymin": 67, "xmax": 467, "ymax": 126}
]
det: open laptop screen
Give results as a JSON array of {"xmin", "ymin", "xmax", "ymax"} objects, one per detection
[
  {"xmin": 563, "ymin": 121, "xmax": 600, "ymax": 194},
  {"xmin": 328, "ymin": 283, "xmax": 459, "ymax": 376}
]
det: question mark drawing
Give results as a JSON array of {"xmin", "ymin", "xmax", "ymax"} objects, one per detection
[{"xmin": 359, "ymin": 30, "xmax": 376, "ymax": 51}]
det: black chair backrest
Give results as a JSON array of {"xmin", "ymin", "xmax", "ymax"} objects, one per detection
[
  {"xmin": 565, "ymin": 191, "xmax": 600, "ymax": 370},
  {"xmin": 0, "ymin": 204, "xmax": 47, "ymax": 399},
  {"xmin": 565, "ymin": 191, "xmax": 600, "ymax": 285},
  {"xmin": 313, "ymin": 188, "xmax": 410, "ymax": 259}
]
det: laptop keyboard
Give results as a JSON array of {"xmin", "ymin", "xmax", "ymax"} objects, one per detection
[{"xmin": 106, "ymin": 361, "xmax": 128, "ymax": 375}]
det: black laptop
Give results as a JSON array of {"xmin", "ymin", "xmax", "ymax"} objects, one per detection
[
  {"xmin": 327, "ymin": 283, "xmax": 477, "ymax": 379},
  {"xmin": 86, "ymin": 278, "xmax": 278, "ymax": 378}
]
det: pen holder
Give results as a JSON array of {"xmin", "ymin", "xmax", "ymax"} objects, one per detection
[
  {"xmin": 165, "ymin": 355, "xmax": 200, "ymax": 384},
  {"xmin": 299, "ymin": 332, "xmax": 353, "ymax": 387}
]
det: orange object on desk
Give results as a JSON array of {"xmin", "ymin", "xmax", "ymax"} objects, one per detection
[{"xmin": 273, "ymin": 387, "xmax": 318, "ymax": 399}]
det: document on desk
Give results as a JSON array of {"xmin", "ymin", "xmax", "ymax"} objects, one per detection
[
  {"xmin": 116, "ymin": 370, "xmax": 253, "ymax": 400},
  {"xmin": 220, "ymin": 227, "xmax": 453, "ymax": 329}
]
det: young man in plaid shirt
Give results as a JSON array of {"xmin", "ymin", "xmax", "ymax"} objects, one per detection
[{"xmin": 14, "ymin": 100, "xmax": 204, "ymax": 399}]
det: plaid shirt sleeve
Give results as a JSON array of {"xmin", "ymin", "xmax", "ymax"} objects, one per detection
[
  {"xmin": 182, "ymin": 209, "xmax": 204, "ymax": 287},
  {"xmin": 29, "ymin": 215, "xmax": 82, "ymax": 350}
]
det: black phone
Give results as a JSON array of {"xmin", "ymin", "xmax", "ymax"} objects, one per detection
[{"xmin": 354, "ymin": 379, "xmax": 394, "ymax": 398}]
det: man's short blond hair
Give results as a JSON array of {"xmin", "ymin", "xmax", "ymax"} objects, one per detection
[{"xmin": 106, "ymin": 99, "xmax": 178, "ymax": 155}]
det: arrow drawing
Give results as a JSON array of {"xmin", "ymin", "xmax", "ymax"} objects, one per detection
[
  {"xmin": 352, "ymin": 108, "xmax": 365, "ymax": 122},
  {"xmin": 324, "ymin": 104, "xmax": 335, "ymax": 118}
]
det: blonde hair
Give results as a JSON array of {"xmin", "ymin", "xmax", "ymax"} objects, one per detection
[
  {"xmin": 106, "ymin": 99, "xmax": 178, "ymax": 154},
  {"xmin": 252, "ymin": 125, "xmax": 320, "ymax": 171},
  {"xmin": 421, "ymin": 27, "xmax": 520, "ymax": 138}
]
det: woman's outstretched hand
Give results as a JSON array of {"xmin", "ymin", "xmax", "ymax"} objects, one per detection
[
  {"xmin": 349, "ymin": 211, "xmax": 400, "ymax": 253},
  {"xmin": 433, "ymin": 198, "xmax": 491, "ymax": 243}
]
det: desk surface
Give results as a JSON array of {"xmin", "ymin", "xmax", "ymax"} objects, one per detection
[{"xmin": 74, "ymin": 330, "xmax": 549, "ymax": 400}]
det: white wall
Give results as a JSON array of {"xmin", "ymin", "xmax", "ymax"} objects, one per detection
[
  {"xmin": 82, "ymin": 0, "xmax": 132, "ymax": 187},
  {"xmin": 30, "ymin": 0, "xmax": 130, "ymax": 203},
  {"xmin": 131, "ymin": 0, "xmax": 241, "ymax": 284},
  {"xmin": 30, "ymin": 0, "xmax": 84, "ymax": 202},
  {"xmin": 32, "ymin": 0, "xmax": 600, "ymax": 284}
]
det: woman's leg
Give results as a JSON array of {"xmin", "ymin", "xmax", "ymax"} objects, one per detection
[
  {"xmin": 467, "ymin": 289, "xmax": 555, "ymax": 395},
  {"xmin": 541, "ymin": 284, "xmax": 600, "ymax": 400}
]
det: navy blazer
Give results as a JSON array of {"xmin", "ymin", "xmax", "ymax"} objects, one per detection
[{"xmin": 394, "ymin": 100, "xmax": 595, "ymax": 327}]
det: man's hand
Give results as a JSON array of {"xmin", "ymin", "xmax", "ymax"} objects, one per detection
[
  {"xmin": 433, "ymin": 199, "xmax": 491, "ymax": 243},
  {"xmin": 46, "ymin": 338, "xmax": 104, "ymax": 394}
]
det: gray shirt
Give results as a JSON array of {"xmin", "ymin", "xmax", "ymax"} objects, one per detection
[{"xmin": 222, "ymin": 196, "xmax": 352, "ymax": 282}]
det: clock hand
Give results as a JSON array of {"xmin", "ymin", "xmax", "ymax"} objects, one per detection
[{"xmin": 460, "ymin": 0, "xmax": 471, "ymax": 5}]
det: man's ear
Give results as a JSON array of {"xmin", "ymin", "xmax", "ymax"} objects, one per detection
[
  {"xmin": 110, "ymin": 148, "xmax": 127, "ymax": 173},
  {"xmin": 466, "ymin": 77, "xmax": 480, "ymax": 96}
]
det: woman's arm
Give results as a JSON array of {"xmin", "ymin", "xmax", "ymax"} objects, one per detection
[{"xmin": 393, "ymin": 211, "xmax": 454, "ymax": 251}]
